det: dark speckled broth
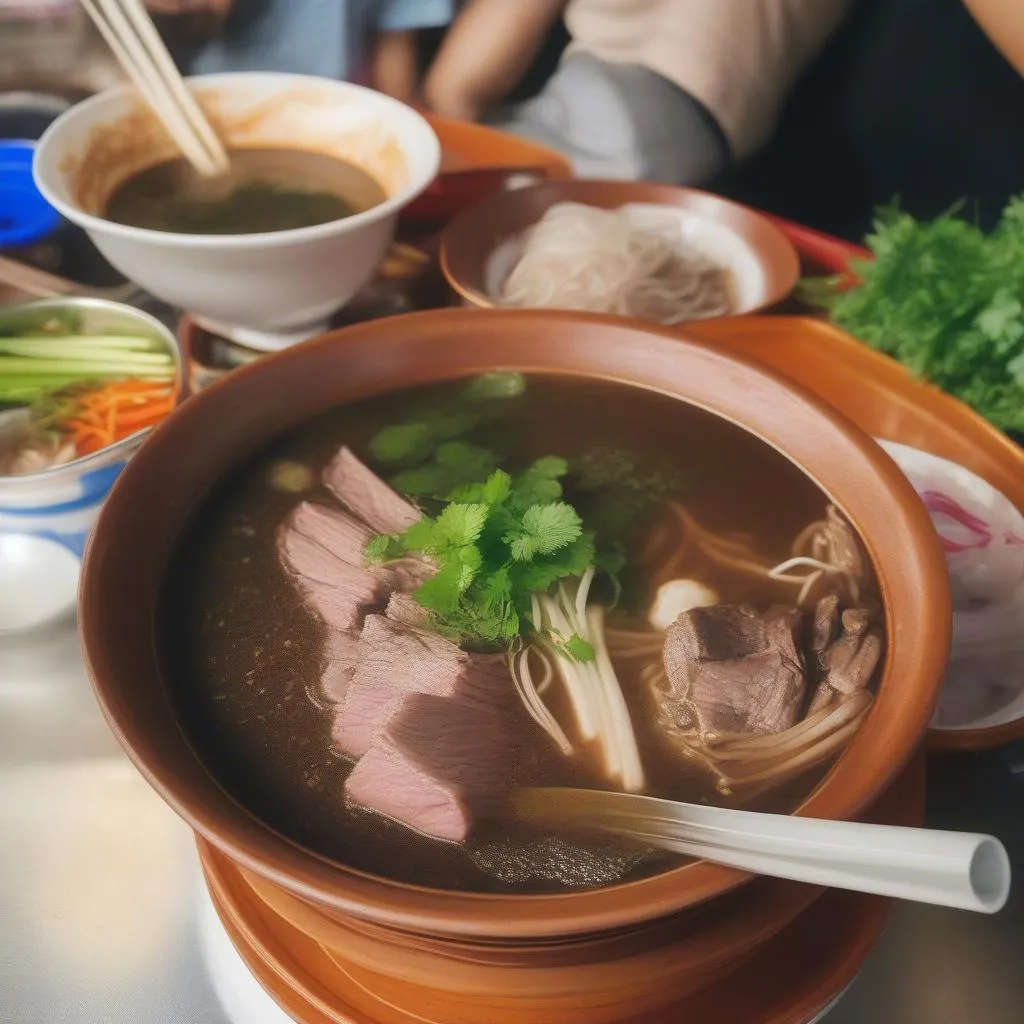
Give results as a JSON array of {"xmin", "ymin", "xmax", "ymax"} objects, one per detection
[
  {"xmin": 162, "ymin": 377, "xmax": 838, "ymax": 893},
  {"xmin": 105, "ymin": 148, "xmax": 387, "ymax": 235}
]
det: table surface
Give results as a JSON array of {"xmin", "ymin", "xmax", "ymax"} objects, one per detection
[{"xmin": 2, "ymin": 616, "xmax": 1023, "ymax": 1024}]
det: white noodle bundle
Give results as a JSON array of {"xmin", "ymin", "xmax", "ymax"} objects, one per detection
[{"xmin": 500, "ymin": 202, "xmax": 734, "ymax": 325}]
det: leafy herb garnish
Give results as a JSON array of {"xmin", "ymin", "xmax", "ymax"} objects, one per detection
[
  {"xmin": 366, "ymin": 460, "xmax": 598, "ymax": 655},
  {"xmin": 806, "ymin": 196, "xmax": 1024, "ymax": 433}
]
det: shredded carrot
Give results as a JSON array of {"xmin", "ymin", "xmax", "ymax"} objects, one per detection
[{"xmin": 54, "ymin": 378, "xmax": 177, "ymax": 458}]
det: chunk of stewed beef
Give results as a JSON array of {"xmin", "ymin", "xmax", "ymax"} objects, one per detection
[
  {"xmin": 808, "ymin": 608, "xmax": 883, "ymax": 713},
  {"xmin": 661, "ymin": 604, "xmax": 807, "ymax": 736}
]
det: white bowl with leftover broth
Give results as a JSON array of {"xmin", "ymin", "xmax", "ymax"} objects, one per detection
[{"xmin": 32, "ymin": 73, "xmax": 441, "ymax": 338}]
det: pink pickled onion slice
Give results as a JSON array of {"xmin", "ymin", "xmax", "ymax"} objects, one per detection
[{"xmin": 922, "ymin": 490, "xmax": 992, "ymax": 553}]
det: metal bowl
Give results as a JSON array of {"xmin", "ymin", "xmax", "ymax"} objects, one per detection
[{"xmin": 0, "ymin": 297, "xmax": 180, "ymax": 633}]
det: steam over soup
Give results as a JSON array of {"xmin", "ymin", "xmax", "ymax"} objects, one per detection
[
  {"xmin": 105, "ymin": 148, "xmax": 387, "ymax": 235},
  {"xmin": 162, "ymin": 376, "xmax": 883, "ymax": 894}
]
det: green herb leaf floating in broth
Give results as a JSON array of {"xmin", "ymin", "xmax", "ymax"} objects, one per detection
[
  {"xmin": 431, "ymin": 502, "xmax": 490, "ymax": 550},
  {"xmin": 436, "ymin": 440, "xmax": 499, "ymax": 483},
  {"xmin": 363, "ymin": 532, "xmax": 401, "ymax": 562},
  {"xmin": 512, "ymin": 456, "xmax": 568, "ymax": 508},
  {"xmin": 364, "ymin": 467, "xmax": 596, "ymax": 652},
  {"xmin": 462, "ymin": 371, "xmax": 527, "ymax": 401},
  {"xmin": 368, "ymin": 373, "xmax": 525, "ymax": 485},
  {"xmin": 370, "ymin": 422, "xmax": 435, "ymax": 466},
  {"xmin": 388, "ymin": 463, "xmax": 454, "ymax": 498}
]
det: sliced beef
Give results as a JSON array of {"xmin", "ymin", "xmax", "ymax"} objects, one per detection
[
  {"xmin": 333, "ymin": 614, "xmax": 509, "ymax": 756},
  {"xmin": 385, "ymin": 591, "xmax": 429, "ymax": 628},
  {"xmin": 278, "ymin": 497, "xmax": 435, "ymax": 706},
  {"xmin": 276, "ymin": 449, "xmax": 519, "ymax": 841},
  {"xmin": 321, "ymin": 630, "xmax": 359, "ymax": 704},
  {"xmin": 808, "ymin": 608, "xmax": 883, "ymax": 713},
  {"xmin": 277, "ymin": 521, "xmax": 384, "ymax": 633},
  {"xmin": 323, "ymin": 446, "xmax": 421, "ymax": 535},
  {"xmin": 662, "ymin": 604, "xmax": 807, "ymax": 736},
  {"xmin": 345, "ymin": 689, "xmax": 513, "ymax": 842},
  {"xmin": 285, "ymin": 501, "xmax": 430, "ymax": 595},
  {"xmin": 289, "ymin": 499, "xmax": 374, "ymax": 565}
]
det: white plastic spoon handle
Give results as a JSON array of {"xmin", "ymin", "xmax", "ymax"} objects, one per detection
[{"xmin": 520, "ymin": 789, "xmax": 1011, "ymax": 914}]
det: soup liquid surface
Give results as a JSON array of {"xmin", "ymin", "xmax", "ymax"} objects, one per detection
[
  {"xmin": 105, "ymin": 148, "xmax": 387, "ymax": 235},
  {"xmin": 163, "ymin": 378, "xmax": 846, "ymax": 893}
]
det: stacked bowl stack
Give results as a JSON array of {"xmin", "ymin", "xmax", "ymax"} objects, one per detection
[{"xmin": 79, "ymin": 310, "xmax": 950, "ymax": 1024}]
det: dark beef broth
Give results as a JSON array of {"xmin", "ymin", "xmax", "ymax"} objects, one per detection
[
  {"xmin": 105, "ymin": 148, "xmax": 387, "ymax": 235},
  {"xmin": 162, "ymin": 377, "xmax": 835, "ymax": 893}
]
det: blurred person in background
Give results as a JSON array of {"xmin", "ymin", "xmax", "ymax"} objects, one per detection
[
  {"xmin": 143, "ymin": 0, "xmax": 453, "ymax": 101},
  {"xmin": 424, "ymin": 0, "xmax": 853, "ymax": 185},
  {"xmin": 718, "ymin": 0, "xmax": 1024, "ymax": 240}
]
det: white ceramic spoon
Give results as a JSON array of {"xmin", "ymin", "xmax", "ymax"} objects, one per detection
[{"xmin": 515, "ymin": 788, "xmax": 1011, "ymax": 914}]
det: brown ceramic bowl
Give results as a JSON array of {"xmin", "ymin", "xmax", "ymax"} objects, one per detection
[
  {"xmin": 198, "ymin": 753, "xmax": 926, "ymax": 1024},
  {"xmin": 401, "ymin": 112, "xmax": 573, "ymax": 224},
  {"xmin": 439, "ymin": 180, "xmax": 801, "ymax": 317},
  {"xmin": 79, "ymin": 308, "xmax": 949, "ymax": 946}
]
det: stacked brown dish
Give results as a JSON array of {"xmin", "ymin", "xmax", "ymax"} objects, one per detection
[{"xmin": 80, "ymin": 310, "xmax": 950, "ymax": 1023}]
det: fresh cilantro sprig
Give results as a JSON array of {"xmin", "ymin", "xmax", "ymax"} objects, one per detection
[{"xmin": 365, "ymin": 459, "xmax": 597, "ymax": 657}]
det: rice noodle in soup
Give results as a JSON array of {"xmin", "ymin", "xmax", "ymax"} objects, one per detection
[{"xmin": 500, "ymin": 202, "xmax": 735, "ymax": 324}]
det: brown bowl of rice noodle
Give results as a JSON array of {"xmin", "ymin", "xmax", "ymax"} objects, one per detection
[{"xmin": 439, "ymin": 180, "xmax": 800, "ymax": 325}]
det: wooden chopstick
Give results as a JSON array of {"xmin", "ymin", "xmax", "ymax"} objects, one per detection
[
  {"xmin": 116, "ymin": 0, "xmax": 229, "ymax": 171},
  {"xmin": 80, "ymin": 0, "xmax": 229, "ymax": 178}
]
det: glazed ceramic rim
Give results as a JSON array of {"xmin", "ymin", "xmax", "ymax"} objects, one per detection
[
  {"xmin": 80, "ymin": 308, "xmax": 950, "ymax": 939},
  {"xmin": 439, "ymin": 179, "xmax": 801, "ymax": 316}
]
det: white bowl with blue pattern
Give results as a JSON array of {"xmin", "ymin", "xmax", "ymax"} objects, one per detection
[{"xmin": 0, "ymin": 298, "xmax": 180, "ymax": 633}]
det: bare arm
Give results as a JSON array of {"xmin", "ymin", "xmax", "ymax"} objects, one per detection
[
  {"xmin": 372, "ymin": 30, "xmax": 419, "ymax": 102},
  {"xmin": 423, "ymin": 0, "xmax": 568, "ymax": 121},
  {"xmin": 962, "ymin": 0, "xmax": 1024, "ymax": 77}
]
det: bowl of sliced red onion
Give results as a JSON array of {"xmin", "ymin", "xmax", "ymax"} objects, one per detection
[{"xmin": 878, "ymin": 440, "xmax": 1024, "ymax": 741}]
